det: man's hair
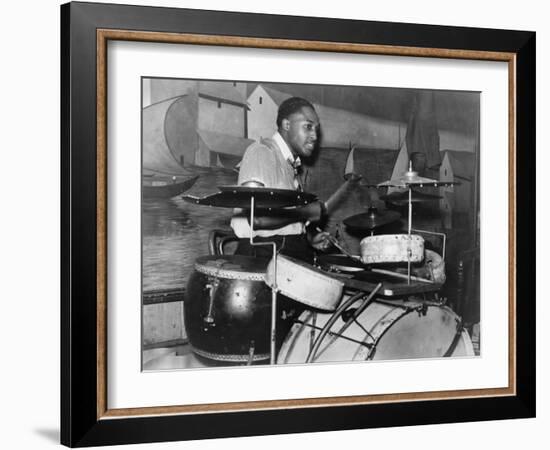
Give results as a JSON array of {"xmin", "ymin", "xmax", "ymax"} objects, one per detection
[{"xmin": 276, "ymin": 97, "xmax": 315, "ymax": 128}]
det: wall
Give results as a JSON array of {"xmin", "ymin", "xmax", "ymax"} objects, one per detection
[
  {"xmin": 249, "ymin": 85, "xmax": 476, "ymax": 151},
  {"xmin": 198, "ymin": 96, "xmax": 246, "ymax": 137},
  {"xmin": 150, "ymin": 78, "xmax": 198, "ymax": 105},
  {"xmin": 2, "ymin": 1, "xmax": 546, "ymax": 450},
  {"xmin": 247, "ymin": 85, "xmax": 280, "ymax": 142}
]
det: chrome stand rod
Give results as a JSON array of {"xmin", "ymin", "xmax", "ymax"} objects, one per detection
[
  {"xmin": 407, "ymin": 186, "xmax": 412, "ymax": 284},
  {"xmin": 249, "ymin": 196, "xmax": 278, "ymax": 365}
]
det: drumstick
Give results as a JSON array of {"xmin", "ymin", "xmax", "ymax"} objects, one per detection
[
  {"xmin": 324, "ymin": 174, "xmax": 361, "ymax": 215},
  {"xmin": 315, "ymin": 227, "xmax": 361, "ymax": 261},
  {"xmin": 371, "ymin": 267, "xmax": 434, "ymax": 284}
]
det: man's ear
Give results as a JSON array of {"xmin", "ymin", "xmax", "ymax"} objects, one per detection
[{"xmin": 281, "ymin": 118, "xmax": 290, "ymax": 131}]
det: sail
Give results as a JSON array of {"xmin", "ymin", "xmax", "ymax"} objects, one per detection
[{"xmin": 142, "ymin": 95, "xmax": 197, "ymax": 175}]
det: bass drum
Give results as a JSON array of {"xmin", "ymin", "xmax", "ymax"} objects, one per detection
[{"xmin": 277, "ymin": 297, "xmax": 474, "ymax": 364}]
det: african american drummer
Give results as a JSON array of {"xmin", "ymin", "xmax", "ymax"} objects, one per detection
[{"xmin": 231, "ymin": 97, "xmax": 332, "ymax": 263}]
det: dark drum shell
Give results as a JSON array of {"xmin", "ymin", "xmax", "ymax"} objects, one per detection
[{"xmin": 185, "ymin": 255, "xmax": 273, "ymax": 362}]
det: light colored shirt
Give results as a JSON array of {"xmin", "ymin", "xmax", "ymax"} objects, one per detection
[
  {"xmin": 230, "ymin": 132, "xmax": 305, "ymax": 238},
  {"xmin": 272, "ymin": 133, "xmax": 302, "ymax": 190}
]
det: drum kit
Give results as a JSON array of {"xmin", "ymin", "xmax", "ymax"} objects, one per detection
[{"xmin": 181, "ymin": 163, "xmax": 473, "ymax": 366}]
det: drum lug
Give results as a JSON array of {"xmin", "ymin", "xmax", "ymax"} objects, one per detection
[
  {"xmin": 246, "ymin": 341, "xmax": 256, "ymax": 365},
  {"xmin": 416, "ymin": 303, "xmax": 428, "ymax": 317},
  {"xmin": 203, "ymin": 277, "xmax": 220, "ymax": 328}
]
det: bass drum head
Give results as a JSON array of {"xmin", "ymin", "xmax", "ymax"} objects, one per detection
[
  {"xmin": 277, "ymin": 299, "xmax": 474, "ymax": 364},
  {"xmin": 369, "ymin": 304, "xmax": 458, "ymax": 360}
]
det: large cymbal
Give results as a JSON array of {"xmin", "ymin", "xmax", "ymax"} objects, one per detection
[
  {"xmin": 380, "ymin": 189, "xmax": 442, "ymax": 205},
  {"xmin": 343, "ymin": 207, "xmax": 401, "ymax": 230},
  {"xmin": 182, "ymin": 185, "xmax": 316, "ymax": 209}
]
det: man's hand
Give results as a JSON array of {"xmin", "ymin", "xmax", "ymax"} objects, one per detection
[
  {"xmin": 344, "ymin": 172, "xmax": 362, "ymax": 184},
  {"xmin": 298, "ymin": 201, "xmax": 325, "ymax": 223},
  {"xmin": 309, "ymin": 230, "xmax": 332, "ymax": 251}
]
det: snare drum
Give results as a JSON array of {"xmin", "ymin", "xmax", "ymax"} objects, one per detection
[
  {"xmin": 277, "ymin": 296, "xmax": 474, "ymax": 364},
  {"xmin": 185, "ymin": 255, "xmax": 274, "ymax": 362},
  {"xmin": 360, "ymin": 234, "xmax": 424, "ymax": 264}
]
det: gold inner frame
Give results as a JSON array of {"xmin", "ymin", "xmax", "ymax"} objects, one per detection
[{"xmin": 96, "ymin": 29, "xmax": 517, "ymax": 420}]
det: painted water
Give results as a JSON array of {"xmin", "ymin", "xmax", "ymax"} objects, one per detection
[{"xmin": 142, "ymin": 169, "xmax": 237, "ymax": 292}]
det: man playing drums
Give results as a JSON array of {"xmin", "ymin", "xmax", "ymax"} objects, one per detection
[{"xmin": 231, "ymin": 97, "xmax": 331, "ymax": 263}]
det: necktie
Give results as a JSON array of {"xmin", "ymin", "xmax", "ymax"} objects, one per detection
[{"xmin": 287, "ymin": 157, "xmax": 303, "ymax": 191}]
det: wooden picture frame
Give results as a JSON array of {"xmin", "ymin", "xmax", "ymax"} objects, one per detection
[{"xmin": 61, "ymin": 1, "xmax": 535, "ymax": 446}]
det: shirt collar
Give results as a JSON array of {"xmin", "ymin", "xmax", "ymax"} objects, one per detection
[{"xmin": 272, "ymin": 132, "xmax": 301, "ymax": 169}]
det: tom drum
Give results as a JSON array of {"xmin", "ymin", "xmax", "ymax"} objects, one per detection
[{"xmin": 185, "ymin": 255, "xmax": 275, "ymax": 362}]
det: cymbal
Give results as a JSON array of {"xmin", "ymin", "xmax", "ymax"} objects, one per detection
[
  {"xmin": 380, "ymin": 189, "xmax": 442, "ymax": 205},
  {"xmin": 317, "ymin": 254, "xmax": 366, "ymax": 272},
  {"xmin": 343, "ymin": 207, "xmax": 401, "ymax": 230},
  {"xmin": 374, "ymin": 169, "xmax": 459, "ymax": 188},
  {"xmin": 182, "ymin": 185, "xmax": 317, "ymax": 209}
]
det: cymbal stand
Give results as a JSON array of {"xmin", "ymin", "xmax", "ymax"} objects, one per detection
[
  {"xmin": 407, "ymin": 185, "xmax": 412, "ymax": 284},
  {"xmin": 248, "ymin": 196, "xmax": 278, "ymax": 365},
  {"xmin": 411, "ymin": 228, "xmax": 447, "ymax": 261},
  {"xmin": 405, "ymin": 161, "xmax": 416, "ymax": 284}
]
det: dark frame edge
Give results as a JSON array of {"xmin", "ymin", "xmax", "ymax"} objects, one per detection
[
  {"xmin": 61, "ymin": 2, "xmax": 102, "ymax": 447},
  {"xmin": 60, "ymin": 2, "xmax": 72, "ymax": 447},
  {"xmin": 515, "ymin": 31, "xmax": 536, "ymax": 418},
  {"xmin": 75, "ymin": 395, "xmax": 534, "ymax": 447}
]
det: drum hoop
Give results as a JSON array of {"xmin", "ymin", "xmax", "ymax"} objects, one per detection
[
  {"xmin": 456, "ymin": 330, "xmax": 476, "ymax": 357},
  {"xmin": 365, "ymin": 234, "xmax": 423, "ymax": 243},
  {"xmin": 442, "ymin": 327, "xmax": 466, "ymax": 357},
  {"xmin": 190, "ymin": 345, "xmax": 270, "ymax": 362},
  {"xmin": 277, "ymin": 287, "xmax": 338, "ymax": 311},
  {"xmin": 194, "ymin": 263, "xmax": 266, "ymax": 281}
]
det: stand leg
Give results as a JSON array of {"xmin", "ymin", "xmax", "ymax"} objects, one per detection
[
  {"xmin": 270, "ymin": 265, "xmax": 277, "ymax": 365},
  {"xmin": 407, "ymin": 187, "xmax": 412, "ymax": 284},
  {"xmin": 249, "ymin": 196, "xmax": 279, "ymax": 365}
]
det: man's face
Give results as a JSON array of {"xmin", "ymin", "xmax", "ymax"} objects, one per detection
[{"xmin": 281, "ymin": 106, "xmax": 320, "ymax": 158}]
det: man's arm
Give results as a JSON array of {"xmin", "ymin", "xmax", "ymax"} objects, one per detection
[{"xmin": 236, "ymin": 201, "xmax": 325, "ymax": 230}]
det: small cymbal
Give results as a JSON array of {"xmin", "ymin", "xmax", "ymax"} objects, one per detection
[
  {"xmin": 380, "ymin": 189, "xmax": 442, "ymax": 205},
  {"xmin": 378, "ymin": 169, "xmax": 438, "ymax": 187},
  {"xmin": 343, "ymin": 207, "xmax": 401, "ymax": 230},
  {"xmin": 373, "ymin": 169, "xmax": 459, "ymax": 188},
  {"xmin": 183, "ymin": 185, "xmax": 316, "ymax": 209},
  {"xmin": 317, "ymin": 254, "xmax": 366, "ymax": 272}
]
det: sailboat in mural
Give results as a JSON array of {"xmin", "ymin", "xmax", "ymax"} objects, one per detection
[
  {"xmin": 142, "ymin": 94, "xmax": 200, "ymax": 199},
  {"xmin": 142, "ymin": 173, "xmax": 199, "ymax": 199},
  {"xmin": 142, "ymin": 81, "xmax": 256, "ymax": 197}
]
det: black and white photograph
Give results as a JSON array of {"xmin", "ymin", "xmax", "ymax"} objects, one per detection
[
  {"xmin": 1, "ymin": 0, "xmax": 540, "ymax": 448},
  {"xmin": 141, "ymin": 78, "xmax": 481, "ymax": 370}
]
